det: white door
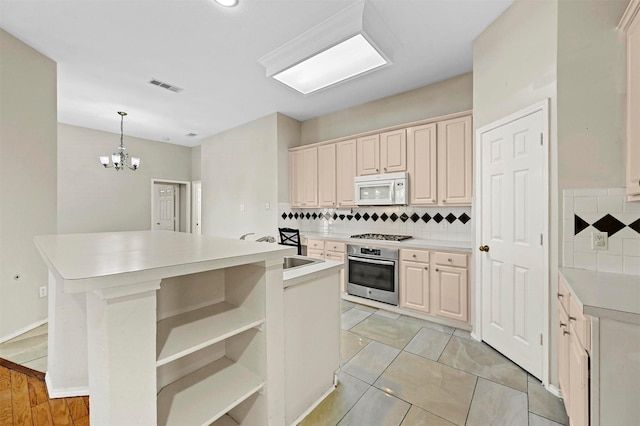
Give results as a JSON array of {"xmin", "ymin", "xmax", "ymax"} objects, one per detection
[
  {"xmin": 154, "ymin": 184, "xmax": 177, "ymax": 231},
  {"xmin": 193, "ymin": 181, "xmax": 202, "ymax": 235},
  {"xmin": 479, "ymin": 106, "xmax": 547, "ymax": 379}
]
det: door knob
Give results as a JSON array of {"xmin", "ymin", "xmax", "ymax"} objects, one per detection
[{"xmin": 479, "ymin": 245, "xmax": 490, "ymax": 252}]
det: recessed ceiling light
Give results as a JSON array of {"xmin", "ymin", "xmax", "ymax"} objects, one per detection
[
  {"xmin": 215, "ymin": 0, "xmax": 238, "ymax": 7},
  {"xmin": 273, "ymin": 34, "xmax": 387, "ymax": 95}
]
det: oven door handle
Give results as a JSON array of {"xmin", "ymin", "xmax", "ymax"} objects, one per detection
[{"xmin": 348, "ymin": 256, "xmax": 395, "ymax": 266}]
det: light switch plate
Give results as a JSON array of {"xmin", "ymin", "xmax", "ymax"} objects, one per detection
[{"xmin": 591, "ymin": 231, "xmax": 608, "ymax": 250}]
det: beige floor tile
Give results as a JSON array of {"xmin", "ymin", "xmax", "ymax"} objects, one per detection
[
  {"xmin": 0, "ymin": 329, "xmax": 48, "ymax": 364},
  {"xmin": 373, "ymin": 310, "xmax": 402, "ymax": 320},
  {"xmin": 452, "ymin": 329, "xmax": 471, "ymax": 340},
  {"xmin": 300, "ymin": 371, "xmax": 369, "ymax": 426},
  {"xmin": 400, "ymin": 405, "xmax": 455, "ymax": 426},
  {"xmin": 396, "ymin": 315, "xmax": 455, "ymax": 334},
  {"xmin": 374, "ymin": 351, "xmax": 476, "ymax": 425},
  {"xmin": 342, "ymin": 341, "xmax": 400, "ymax": 384},
  {"xmin": 466, "ymin": 378, "xmax": 528, "ymax": 426},
  {"xmin": 341, "ymin": 300, "xmax": 356, "ymax": 313},
  {"xmin": 337, "ymin": 386, "xmax": 410, "ymax": 426},
  {"xmin": 404, "ymin": 328, "xmax": 451, "ymax": 361},
  {"xmin": 341, "ymin": 308, "xmax": 372, "ymax": 330},
  {"xmin": 350, "ymin": 315, "xmax": 421, "ymax": 349},
  {"xmin": 341, "ymin": 330, "xmax": 371, "ymax": 365},
  {"xmin": 22, "ymin": 356, "xmax": 47, "ymax": 373},
  {"xmin": 438, "ymin": 336, "xmax": 528, "ymax": 393},
  {"xmin": 353, "ymin": 303, "xmax": 378, "ymax": 313},
  {"xmin": 528, "ymin": 378, "xmax": 569, "ymax": 425},
  {"xmin": 529, "ymin": 412, "xmax": 566, "ymax": 426}
]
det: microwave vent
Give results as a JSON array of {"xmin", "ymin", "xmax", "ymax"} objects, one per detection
[{"xmin": 149, "ymin": 78, "xmax": 183, "ymax": 93}]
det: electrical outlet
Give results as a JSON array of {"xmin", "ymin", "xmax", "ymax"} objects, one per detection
[
  {"xmin": 265, "ymin": 202, "xmax": 270, "ymax": 210},
  {"xmin": 240, "ymin": 204, "xmax": 245, "ymax": 211},
  {"xmin": 39, "ymin": 286, "xmax": 47, "ymax": 298},
  {"xmin": 591, "ymin": 231, "xmax": 608, "ymax": 250}
]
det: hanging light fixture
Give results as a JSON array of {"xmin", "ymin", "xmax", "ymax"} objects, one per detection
[{"xmin": 99, "ymin": 111, "xmax": 140, "ymax": 171}]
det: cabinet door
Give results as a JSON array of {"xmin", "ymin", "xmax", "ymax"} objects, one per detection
[
  {"xmin": 432, "ymin": 265, "xmax": 468, "ymax": 322},
  {"xmin": 325, "ymin": 251, "xmax": 346, "ymax": 293},
  {"xmin": 301, "ymin": 147, "xmax": 318, "ymax": 207},
  {"xmin": 380, "ymin": 129, "xmax": 407, "ymax": 173},
  {"xmin": 318, "ymin": 144, "xmax": 336, "ymax": 207},
  {"xmin": 307, "ymin": 249, "xmax": 325, "ymax": 260},
  {"xmin": 357, "ymin": 134, "xmax": 380, "ymax": 176},
  {"xmin": 568, "ymin": 332, "xmax": 589, "ymax": 426},
  {"xmin": 336, "ymin": 140, "xmax": 357, "ymax": 207},
  {"xmin": 407, "ymin": 123, "xmax": 437, "ymax": 205},
  {"xmin": 290, "ymin": 151, "xmax": 304, "ymax": 207},
  {"xmin": 437, "ymin": 115, "xmax": 472, "ymax": 205},
  {"xmin": 558, "ymin": 305, "xmax": 570, "ymax": 410},
  {"xmin": 400, "ymin": 260, "xmax": 430, "ymax": 313},
  {"xmin": 627, "ymin": 13, "xmax": 640, "ymax": 198}
]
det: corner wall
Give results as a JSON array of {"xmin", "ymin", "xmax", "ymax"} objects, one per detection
[{"xmin": 0, "ymin": 29, "xmax": 57, "ymax": 340}]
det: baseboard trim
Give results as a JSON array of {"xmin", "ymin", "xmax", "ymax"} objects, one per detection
[
  {"xmin": 45, "ymin": 374, "xmax": 89, "ymax": 399},
  {"xmin": 289, "ymin": 384, "xmax": 336, "ymax": 426},
  {"xmin": 546, "ymin": 383, "xmax": 562, "ymax": 398},
  {"xmin": 0, "ymin": 318, "xmax": 48, "ymax": 344}
]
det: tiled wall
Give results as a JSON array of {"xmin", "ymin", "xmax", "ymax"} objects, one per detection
[
  {"xmin": 278, "ymin": 203, "xmax": 473, "ymax": 242},
  {"xmin": 563, "ymin": 188, "xmax": 640, "ymax": 274}
]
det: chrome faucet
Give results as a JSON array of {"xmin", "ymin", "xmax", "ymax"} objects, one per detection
[
  {"xmin": 256, "ymin": 236, "xmax": 276, "ymax": 243},
  {"xmin": 240, "ymin": 232, "xmax": 255, "ymax": 240}
]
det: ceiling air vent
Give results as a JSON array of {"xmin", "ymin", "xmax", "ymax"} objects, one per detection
[
  {"xmin": 186, "ymin": 133, "xmax": 198, "ymax": 137},
  {"xmin": 149, "ymin": 78, "xmax": 183, "ymax": 93}
]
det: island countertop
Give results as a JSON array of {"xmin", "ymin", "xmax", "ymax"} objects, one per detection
[{"xmin": 35, "ymin": 230, "xmax": 295, "ymax": 292}]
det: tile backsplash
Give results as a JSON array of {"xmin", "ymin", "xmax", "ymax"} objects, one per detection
[
  {"xmin": 563, "ymin": 188, "xmax": 640, "ymax": 275},
  {"xmin": 278, "ymin": 203, "xmax": 473, "ymax": 242}
]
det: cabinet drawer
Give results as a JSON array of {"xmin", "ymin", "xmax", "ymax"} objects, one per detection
[
  {"xmin": 325, "ymin": 241, "xmax": 345, "ymax": 253},
  {"xmin": 433, "ymin": 252, "xmax": 467, "ymax": 268},
  {"xmin": 307, "ymin": 249, "xmax": 325, "ymax": 260},
  {"xmin": 557, "ymin": 277, "xmax": 571, "ymax": 313},
  {"xmin": 401, "ymin": 249, "xmax": 429, "ymax": 263},
  {"xmin": 569, "ymin": 296, "xmax": 591, "ymax": 351},
  {"xmin": 306, "ymin": 239, "xmax": 325, "ymax": 250}
]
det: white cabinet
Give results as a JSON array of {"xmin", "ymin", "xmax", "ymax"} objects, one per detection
[
  {"xmin": 356, "ymin": 134, "xmax": 381, "ymax": 176},
  {"xmin": 304, "ymin": 239, "xmax": 346, "ymax": 292},
  {"xmin": 407, "ymin": 123, "xmax": 437, "ymax": 205},
  {"xmin": 318, "ymin": 144, "xmax": 336, "ymax": 207},
  {"xmin": 437, "ymin": 115, "xmax": 472, "ymax": 205},
  {"xmin": 620, "ymin": 0, "xmax": 640, "ymax": 200},
  {"xmin": 357, "ymin": 130, "xmax": 407, "ymax": 176},
  {"xmin": 336, "ymin": 139, "xmax": 357, "ymax": 207},
  {"xmin": 290, "ymin": 147, "xmax": 318, "ymax": 208},
  {"xmin": 400, "ymin": 249, "xmax": 430, "ymax": 313}
]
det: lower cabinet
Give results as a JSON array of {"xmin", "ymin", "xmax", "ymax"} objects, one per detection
[
  {"xmin": 399, "ymin": 248, "xmax": 469, "ymax": 323},
  {"xmin": 305, "ymin": 239, "xmax": 346, "ymax": 291}
]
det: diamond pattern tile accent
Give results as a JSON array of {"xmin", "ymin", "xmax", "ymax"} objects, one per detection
[
  {"xmin": 347, "ymin": 215, "xmax": 353, "ymax": 220},
  {"xmin": 333, "ymin": 213, "xmax": 338, "ymax": 220},
  {"xmin": 574, "ymin": 215, "xmax": 589, "ymax": 235},
  {"xmin": 354, "ymin": 213, "xmax": 362, "ymax": 221},
  {"xmin": 630, "ymin": 218, "xmax": 640, "ymax": 235},
  {"xmin": 421, "ymin": 213, "xmax": 431, "ymax": 223},
  {"xmin": 339, "ymin": 214, "xmax": 346, "ymax": 220},
  {"xmin": 381, "ymin": 213, "xmax": 389, "ymax": 222},
  {"xmin": 446, "ymin": 213, "xmax": 457, "ymax": 224},
  {"xmin": 294, "ymin": 213, "xmax": 299, "ymax": 219},
  {"xmin": 281, "ymin": 212, "xmax": 287, "ymax": 220},
  {"xmin": 400, "ymin": 213, "xmax": 409, "ymax": 222},
  {"xmin": 371, "ymin": 213, "xmax": 379, "ymax": 222},
  {"xmin": 433, "ymin": 213, "xmax": 444, "ymax": 223},
  {"xmin": 363, "ymin": 213, "xmax": 370, "ymax": 221},
  {"xmin": 410, "ymin": 213, "xmax": 420, "ymax": 223},
  {"xmin": 458, "ymin": 213, "xmax": 470, "ymax": 224},
  {"xmin": 305, "ymin": 213, "xmax": 311, "ymax": 219},
  {"xmin": 390, "ymin": 213, "xmax": 399, "ymax": 222},
  {"xmin": 312, "ymin": 212, "xmax": 318, "ymax": 219},
  {"xmin": 592, "ymin": 214, "xmax": 625, "ymax": 237}
]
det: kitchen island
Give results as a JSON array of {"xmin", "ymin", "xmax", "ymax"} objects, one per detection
[{"xmin": 34, "ymin": 230, "xmax": 342, "ymax": 426}]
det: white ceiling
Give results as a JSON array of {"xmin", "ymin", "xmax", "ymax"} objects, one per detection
[{"xmin": 0, "ymin": 0, "xmax": 514, "ymax": 147}]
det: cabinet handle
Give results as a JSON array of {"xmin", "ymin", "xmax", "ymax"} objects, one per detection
[
  {"xmin": 435, "ymin": 268, "xmax": 439, "ymax": 272},
  {"xmin": 443, "ymin": 199, "xmax": 447, "ymax": 203},
  {"xmin": 560, "ymin": 321, "xmax": 567, "ymax": 327},
  {"xmin": 448, "ymin": 258, "xmax": 452, "ymax": 262},
  {"xmin": 376, "ymin": 168, "xmax": 379, "ymax": 172},
  {"xmin": 384, "ymin": 167, "xmax": 387, "ymax": 172},
  {"xmin": 412, "ymin": 254, "xmax": 417, "ymax": 258},
  {"xmin": 569, "ymin": 316, "xmax": 577, "ymax": 322},
  {"xmin": 557, "ymin": 292, "xmax": 564, "ymax": 299},
  {"xmin": 425, "ymin": 267, "xmax": 428, "ymax": 270},
  {"xmin": 563, "ymin": 330, "xmax": 570, "ymax": 336}
]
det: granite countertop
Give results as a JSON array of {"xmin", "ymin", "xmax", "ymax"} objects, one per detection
[
  {"xmin": 300, "ymin": 231, "xmax": 473, "ymax": 252},
  {"xmin": 558, "ymin": 267, "xmax": 640, "ymax": 324}
]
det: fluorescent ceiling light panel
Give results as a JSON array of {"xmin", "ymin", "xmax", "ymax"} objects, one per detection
[{"xmin": 273, "ymin": 34, "xmax": 387, "ymax": 94}]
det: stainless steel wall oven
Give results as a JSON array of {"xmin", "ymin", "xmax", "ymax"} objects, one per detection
[{"xmin": 346, "ymin": 244, "xmax": 399, "ymax": 306}]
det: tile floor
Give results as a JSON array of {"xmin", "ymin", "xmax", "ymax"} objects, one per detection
[
  {"xmin": 0, "ymin": 304, "xmax": 569, "ymax": 426},
  {"xmin": 301, "ymin": 300, "xmax": 569, "ymax": 426}
]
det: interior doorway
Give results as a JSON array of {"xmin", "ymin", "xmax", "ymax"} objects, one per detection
[
  {"xmin": 151, "ymin": 179, "xmax": 191, "ymax": 232},
  {"xmin": 192, "ymin": 181, "xmax": 202, "ymax": 235}
]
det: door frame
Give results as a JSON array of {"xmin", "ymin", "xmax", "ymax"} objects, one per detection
[
  {"xmin": 151, "ymin": 179, "xmax": 191, "ymax": 232},
  {"xmin": 192, "ymin": 180, "xmax": 202, "ymax": 234},
  {"xmin": 472, "ymin": 99, "xmax": 550, "ymax": 386}
]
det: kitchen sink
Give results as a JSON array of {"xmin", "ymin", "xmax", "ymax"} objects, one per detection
[{"xmin": 283, "ymin": 256, "xmax": 323, "ymax": 270}]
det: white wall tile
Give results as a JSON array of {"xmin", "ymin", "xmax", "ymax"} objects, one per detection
[
  {"xmin": 623, "ymin": 239, "xmax": 640, "ymax": 256},
  {"xmin": 563, "ymin": 195, "xmax": 574, "ymax": 220},
  {"xmin": 606, "ymin": 237, "xmax": 624, "ymax": 256},
  {"xmin": 574, "ymin": 252, "xmax": 597, "ymax": 270},
  {"xmin": 597, "ymin": 253, "xmax": 623, "ymax": 273},
  {"xmin": 607, "ymin": 188, "xmax": 626, "ymax": 196},
  {"xmin": 573, "ymin": 236, "xmax": 593, "ymax": 253},
  {"xmin": 623, "ymin": 256, "xmax": 640, "ymax": 275},
  {"xmin": 598, "ymin": 196, "xmax": 624, "ymax": 214},
  {"xmin": 563, "ymin": 242, "xmax": 574, "ymax": 267},
  {"xmin": 563, "ymin": 219, "xmax": 574, "ymax": 242},
  {"xmin": 563, "ymin": 189, "xmax": 574, "ymax": 197},
  {"xmin": 624, "ymin": 200, "xmax": 640, "ymax": 214},
  {"xmin": 574, "ymin": 196, "xmax": 598, "ymax": 213},
  {"xmin": 574, "ymin": 188, "xmax": 609, "ymax": 196}
]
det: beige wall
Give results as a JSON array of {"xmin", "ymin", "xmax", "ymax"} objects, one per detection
[
  {"xmin": 191, "ymin": 145, "xmax": 201, "ymax": 182},
  {"xmin": 0, "ymin": 29, "xmax": 57, "ymax": 339},
  {"xmin": 200, "ymin": 113, "xmax": 280, "ymax": 239},
  {"xmin": 300, "ymin": 73, "xmax": 473, "ymax": 145},
  {"xmin": 57, "ymin": 123, "xmax": 192, "ymax": 234},
  {"xmin": 277, "ymin": 113, "xmax": 302, "ymax": 203},
  {"xmin": 557, "ymin": 0, "xmax": 627, "ymax": 190}
]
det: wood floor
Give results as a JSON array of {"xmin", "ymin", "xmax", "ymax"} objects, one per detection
[{"xmin": 0, "ymin": 358, "xmax": 90, "ymax": 425}]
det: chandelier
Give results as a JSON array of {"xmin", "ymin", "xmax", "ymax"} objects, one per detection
[{"xmin": 99, "ymin": 111, "xmax": 140, "ymax": 171}]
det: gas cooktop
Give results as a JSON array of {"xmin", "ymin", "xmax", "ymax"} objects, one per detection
[{"xmin": 350, "ymin": 233, "xmax": 413, "ymax": 241}]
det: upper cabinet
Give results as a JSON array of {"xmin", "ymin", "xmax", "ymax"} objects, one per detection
[
  {"xmin": 437, "ymin": 115, "xmax": 473, "ymax": 205},
  {"xmin": 336, "ymin": 139, "xmax": 357, "ymax": 207},
  {"xmin": 318, "ymin": 144, "xmax": 336, "ymax": 208},
  {"xmin": 290, "ymin": 146, "xmax": 318, "ymax": 208},
  {"xmin": 407, "ymin": 123, "xmax": 437, "ymax": 205},
  {"xmin": 620, "ymin": 0, "xmax": 640, "ymax": 201},
  {"xmin": 357, "ymin": 130, "xmax": 407, "ymax": 176}
]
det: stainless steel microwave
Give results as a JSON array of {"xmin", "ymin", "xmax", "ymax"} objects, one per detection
[{"xmin": 354, "ymin": 172, "xmax": 408, "ymax": 206}]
